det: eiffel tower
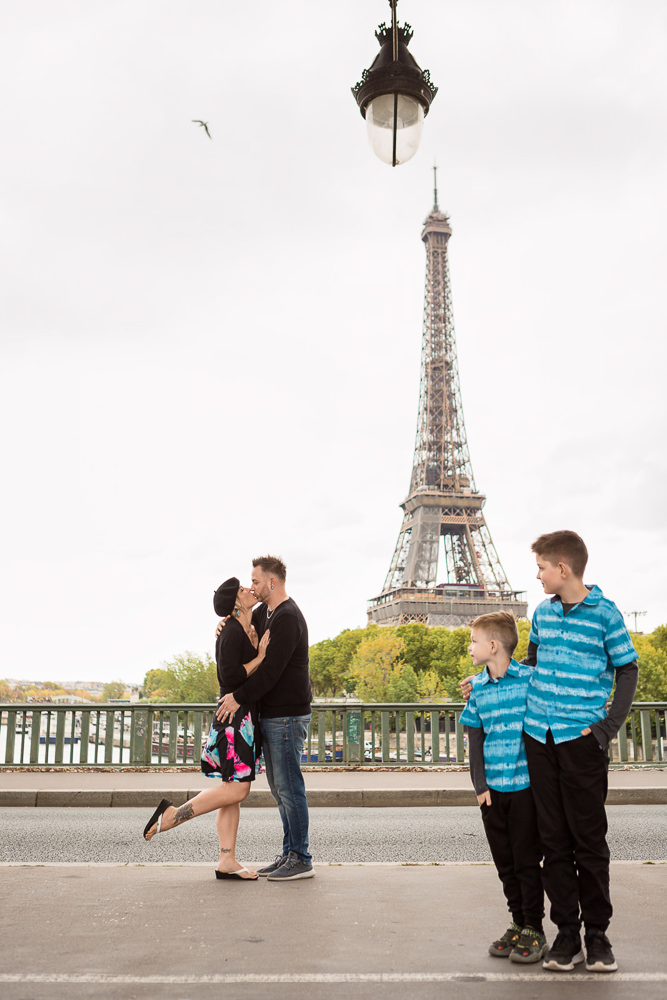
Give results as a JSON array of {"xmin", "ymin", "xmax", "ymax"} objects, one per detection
[{"xmin": 368, "ymin": 173, "xmax": 527, "ymax": 627}]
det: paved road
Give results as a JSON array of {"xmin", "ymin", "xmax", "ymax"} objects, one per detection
[
  {"xmin": 4, "ymin": 805, "xmax": 667, "ymax": 864},
  {"xmin": 2, "ymin": 863, "xmax": 666, "ymax": 1000}
]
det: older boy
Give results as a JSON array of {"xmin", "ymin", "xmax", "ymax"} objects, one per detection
[
  {"xmin": 460, "ymin": 612, "xmax": 546, "ymax": 963},
  {"xmin": 525, "ymin": 530, "xmax": 638, "ymax": 973}
]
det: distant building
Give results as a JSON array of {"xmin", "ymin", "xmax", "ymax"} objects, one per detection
[{"xmin": 51, "ymin": 694, "xmax": 93, "ymax": 704}]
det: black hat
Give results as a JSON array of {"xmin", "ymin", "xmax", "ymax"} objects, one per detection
[{"xmin": 213, "ymin": 577, "xmax": 240, "ymax": 617}]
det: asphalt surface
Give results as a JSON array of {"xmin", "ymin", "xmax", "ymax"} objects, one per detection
[
  {"xmin": 3, "ymin": 769, "xmax": 667, "ymax": 1000},
  {"xmin": 3, "ymin": 805, "xmax": 667, "ymax": 864},
  {"xmin": 2, "ymin": 863, "xmax": 666, "ymax": 1000}
]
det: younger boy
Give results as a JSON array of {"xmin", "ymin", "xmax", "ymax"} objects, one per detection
[
  {"xmin": 460, "ymin": 611, "xmax": 546, "ymax": 964},
  {"xmin": 524, "ymin": 530, "xmax": 638, "ymax": 973}
]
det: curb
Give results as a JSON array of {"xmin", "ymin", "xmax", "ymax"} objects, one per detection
[{"xmin": 2, "ymin": 788, "xmax": 666, "ymax": 807}]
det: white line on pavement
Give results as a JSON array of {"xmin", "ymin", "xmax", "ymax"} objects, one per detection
[{"xmin": 1, "ymin": 973, "xmax": 666, "ymax": 984}]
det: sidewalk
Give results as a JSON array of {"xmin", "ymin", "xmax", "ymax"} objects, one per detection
[
  {"xmin": 1, "ymin": 765, "xmax": 666, "ymax": 807},
  {"xmin": 1, "ymin": 862, "xmax": 666, "ymax": 1000}
]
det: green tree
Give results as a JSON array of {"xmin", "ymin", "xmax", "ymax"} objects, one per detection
[
  {"xmin": 349, "ymin": 631, "xmax": 406, "ymax": 701},
  {"xmin": 21, "ymin": 684, "xmax": 47, "ymax": 700},
  {"xmin": 309, "ymin": 627, "xmax": 368, "ymax": 697},
  {"xmin": 332, "ymin": 627, "xmax": 370, "ymax": 688},
  {"xmin": 648, "ymin": 624, "xmax": 667, "ymax": 654},
  {"xmin": 142, "ymin": 668, "xmax": 173, "ymax": 699},
  {"xmin": 631, "ymin": 634, "xmax": 667, "ymax": 701},
  {"xmin": 416, "ymin": 667, "xmax": 449, "ymax": 701},
  {"xmin": 71, "ymin": 688, "xmax": 95, "ymax": 702},
  {"xmin": 514, "ymin": 619, "xmax": 532, "ymax": 661},
  {"xmin": 309, "ymin": 638, "xmax": 342, "ymax": 697},
  {"xmin": 429, "ymin": 627, "xmax": 473, "ymax": 688},
  {"xmin": 387, "ymin": 662, "xmax": 420, "ymax": 703},
  {"xmin": 101, "ymin": 681, "xmax": 127, "ymax": 701},
  {"xmin": 160, "ymin": 652, "xmax": 218, "ymax": 703},
  {"xmin": 395, "ymin": 622, "xmax": 441, "ymax": 673},
  {"xmin": 0, "ymin": 680, "xmax": 19, "ymax": 701}
]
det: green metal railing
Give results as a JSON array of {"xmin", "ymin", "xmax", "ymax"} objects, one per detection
[{"xmin": 1, "ymin": 701, "xmax": 665, "ymax": 769}]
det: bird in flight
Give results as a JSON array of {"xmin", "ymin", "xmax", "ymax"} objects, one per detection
[{"xmin": 192, "ymin": 120, "xmax": 212, "ymax": 139}]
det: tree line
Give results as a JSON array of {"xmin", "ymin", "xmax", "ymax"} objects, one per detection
[
  {"xmin": 5, "ymin": 623, "xmax": 665, "ymax": 706},
  {"xmin": 0, "ymin": 679, "xmax": 130, "ymax": 703},
  {"xmin": 139, "ymin": 621, "xmax": 667, "ymax": 704}
]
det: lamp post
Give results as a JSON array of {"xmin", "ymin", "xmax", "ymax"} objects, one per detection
[{"xmin": 352, "ymin": 0, "xmax": 437, "ymax": 167}]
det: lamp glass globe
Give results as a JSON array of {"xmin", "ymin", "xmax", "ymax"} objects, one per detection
[{"xmin": 366, "ymin": 93, "xmax": 424, "ymax": 166}]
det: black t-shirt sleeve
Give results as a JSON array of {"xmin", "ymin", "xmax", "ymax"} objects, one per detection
[
  {"xmin": 466, "ymin": 727, "xmax": 488, "ymax": 796},
  {"xmin": 590, "ymin": 660, "xmax": 639, "ymax": 747},
  {"xmin": 522, "ymin": 640, "xmax": 538, "ymax": 667}
]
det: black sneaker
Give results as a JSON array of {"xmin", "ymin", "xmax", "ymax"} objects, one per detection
[
  {"xmin": 510, "ymin": 926, "xmax": 548, "ymax": 964},
  {"xmin": 543, "ymin": 931, "xmax": 584, "ymax": 971},
  {"xmin": 256, "ymin": 854, "xmax": 287, "ymax": 877},
  {"xmin": 266, "ymin": 851, "xmax": 315, "ymax": 881},
  {"xmin": 585, "ymin": 929, "xmax": 617, "ymax": 973},
  {"xmin": 489, "ymin": 922, "xmax": 521, "ymax": 958}
]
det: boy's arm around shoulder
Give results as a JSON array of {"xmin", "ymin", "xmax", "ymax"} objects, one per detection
[{"xmin": 459, "ymin": 668, "xmax": 486, "ymax": 700}]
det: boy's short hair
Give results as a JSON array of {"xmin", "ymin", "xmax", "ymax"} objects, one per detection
[
  {"xmin": 469, "ymin": 611, "xmax": 518, "ymax": 656},
  {"xmin": 531, "ymin": 530, "xmax": 588, "ymax": 578},
  {"xmin": 252, "ymin": 555, "xmax": 287, "ymax": 582}
]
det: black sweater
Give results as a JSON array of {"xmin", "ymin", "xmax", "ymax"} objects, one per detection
[
  {"xmin": 232, "ymin": 598, "xmax": 312, "ymax": 718},
  {"xmin": 215, "ymin": 617, "xmax": 258, "ymax": 696}
]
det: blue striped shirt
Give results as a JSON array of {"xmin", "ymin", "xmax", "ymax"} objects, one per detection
[
  {"xmin": 460, "ymin": 658, "xmax": 531, "ymax": 792},
  {"xmin": 524, "ymin": 584, "xmax": 637, "ymax": 744}
]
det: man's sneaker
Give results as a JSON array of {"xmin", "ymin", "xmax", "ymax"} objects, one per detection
[
  {"xmin": 256, "ymin": 854, "xmax": 287, "ymax": 877},
  {"xmin": 488, "ymin": 922, "xmax": 521, "ymax": 958},
  {"xmin": 543, "ymin": 931, "xmax": 585, "ymax": 971},
  {"xmin": 584, "ymin": 929, "xmax": 618, "ymax": 973},
  {"xmin": 510, "ymin": 926, "xmax": 548, "ymax": 964},
  {"xmin": 266, "ymin": 851, "xmax": 315, "ymax": 881}
]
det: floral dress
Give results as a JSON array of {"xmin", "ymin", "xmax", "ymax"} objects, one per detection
[{"xmin": 201, "ymin": 618, "xmax": 262, "ymax": 782}]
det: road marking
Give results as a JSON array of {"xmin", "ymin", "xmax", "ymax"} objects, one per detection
[
  {"xmin": 1, "ymin": 973, "xmax": 666, "ymax": 984},
  {"xmin": 1, "ymin": 861, "xmax": 663, "ymax": 868}
]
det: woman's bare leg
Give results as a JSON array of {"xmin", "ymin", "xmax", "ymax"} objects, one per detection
[
  {"xmin": 144, "ymin": 782, "xmax": 249, "ymax": 840},
  {"xmin": 215, "ymin": 799, "xmax": 257, "ymax": 878}
]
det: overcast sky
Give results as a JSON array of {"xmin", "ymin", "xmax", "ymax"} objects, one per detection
[{"xmin": 1, "ymin": 0, "xmax": 666, "ymax": 685}]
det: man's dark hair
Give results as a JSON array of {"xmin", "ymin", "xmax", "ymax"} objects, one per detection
[
  {"xmin": 252, "ymin": 555, "xmax": 287, "ymax": 582},
  {"xmin": 531, "ymin": 530, "xmax": 588, "ymax": 578}
]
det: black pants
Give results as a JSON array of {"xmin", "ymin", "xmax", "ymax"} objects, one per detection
[
  {"xmin": 525, "ymin": 730, "xmax": 611, "ymax": 934},
  {"xmin": 480, "ymin": 786, "xmax": 544, "ymax": 930}
]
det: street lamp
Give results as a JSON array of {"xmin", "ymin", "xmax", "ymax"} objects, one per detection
[{"xmin": 352, "ymin": 0, "xmax": 437, "ymax": 167}]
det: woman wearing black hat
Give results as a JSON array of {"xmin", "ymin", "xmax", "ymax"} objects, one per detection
[{"xmin": 142, "ymin": 577, "xmax": 269, "ymax": 880}]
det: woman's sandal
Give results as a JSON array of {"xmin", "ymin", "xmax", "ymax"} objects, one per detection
[
  {"xmin": 214, "ymin": 865, "xmax": 258, "ymax": 881},
  {"xmin": 142, "ymin": 798, "xmax": 173, "ymax": 840}
]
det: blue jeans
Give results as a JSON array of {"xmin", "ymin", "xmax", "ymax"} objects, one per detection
[{"xmin": 260, "ymin": 714, "xmax": 311, "ymax": 864}]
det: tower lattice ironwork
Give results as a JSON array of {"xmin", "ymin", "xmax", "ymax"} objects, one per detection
[{"xmin": 368, "ymin": 175, "xmax": 527, "ymax": 627}]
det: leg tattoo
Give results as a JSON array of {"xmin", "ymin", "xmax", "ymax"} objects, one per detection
[{"xmin": 173, "ymin": 803, "xmax": 195, "ymax": 827}]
